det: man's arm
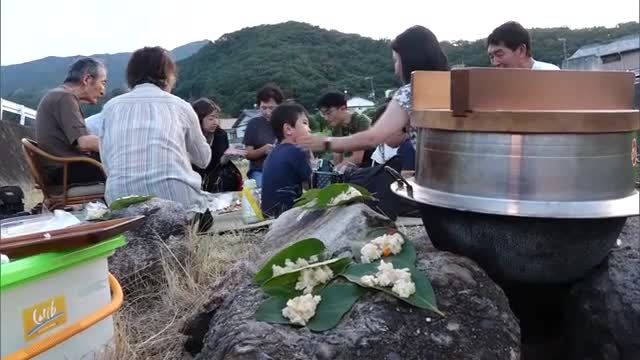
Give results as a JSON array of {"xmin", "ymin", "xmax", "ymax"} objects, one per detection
[
  {"xmin": 77, "ymin": 135, "xmax": 100, "ymax": 153},
  {"xmin": 245, "ymin": 144, "xmax": 273, "ymax": 160},
  {"xmin": 57, "ymin": 94, "xmax": 99, "ymax": 153}
]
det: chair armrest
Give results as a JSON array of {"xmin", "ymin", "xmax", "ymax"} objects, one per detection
[{"xmin": 59, "ymin": 156, "xmax": 106, "ymax": 177}]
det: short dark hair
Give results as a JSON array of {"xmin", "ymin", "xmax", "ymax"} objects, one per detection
[
  {"xmin": 126, "ymin": 46, "xmax": 177, "ymax": 89},
  {"xmin": 487, "ymin": 21, "xmax": 532, "ymax": 57},
  {"xmin": 191, "ymin": 98, "xmax": 221, "ymax": 122},
  {"xmin": 271, "ymin": 103, "xmax": 307, "ymax": 141},
  {"xmin": 391, "ymin": 26, "xmax": 449, "ymax": 84},
  {"xmin": 256, "ymin": 84, "xmax": 284, "ymax": 105},
  {"xmin": 64, "ymin": 57, "xmax": 105, "ymax": 84},
  {"xmin": 317, "ymin": 92, "xmax": 347, "ymax": 109}
]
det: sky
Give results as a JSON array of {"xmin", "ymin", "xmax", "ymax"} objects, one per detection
[{"xmin": 1, "ymin": 0, "xmax": 639, "ymax": 65}]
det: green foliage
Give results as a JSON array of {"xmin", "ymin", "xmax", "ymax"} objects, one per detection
[
  {"xmin": 254, "ymin": 282, "xmax": 364, "ymax": 332},
  {"xmin": 253, "ymin": 238, "xmax": 326, "ymax": 285},
  {"xmin": 261, "ymin": 257, "xmax": 351, "ymax": 297},
  {"xmin": 109, "ymin": 195, "xmax": 155, "ymax": 211},
  {"xmin": 1, "ymin": 41, "xmax": 208, "ymax": 113},
  {"xmin": 175, "ymin": 22, "xmax": 400, "ymax": 116},
  {"xmin": 254, "ymin": 232, "xmax": 441, "ymax": 331},
  {"xmin": 342, "ymin": 261, "xmax": 442, "ymax": 315},
  {"xmin": 4, "ymin": 22, "xmax": 638, "ymax": 118},
  {"xmin": 294, "ymin": 183, "xmax": 375, "ymax": 211}
]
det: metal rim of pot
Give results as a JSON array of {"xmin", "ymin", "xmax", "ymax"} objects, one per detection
[{"xmin": 390, "ymin": 178, "xmax": 639, "ymax": 219}]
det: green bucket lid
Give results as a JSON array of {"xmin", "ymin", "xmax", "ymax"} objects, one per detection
[{"xmin": 0, "ymin": 236, "xmax": 126, "ymax": 291}]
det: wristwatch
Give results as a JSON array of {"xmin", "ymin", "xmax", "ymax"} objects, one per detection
[{"xmin": 323, "ymin": 137, "xmax": 332, "ymax": 152}]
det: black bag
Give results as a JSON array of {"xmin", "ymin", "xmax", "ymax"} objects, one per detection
[
  {"xmin": 311, "ymin": 159, "xmax": 344, "ymax": 189},
  {"xmin": 0, "ymin": 185, "xmax": 25, "ymax": 216},
  {"xmin": 202, "ymin": 162, "xmax": 243, "ymax": 193},
  {"xmin": 343, "ymin": 156, "xmax": 415, "ymax": 221}
]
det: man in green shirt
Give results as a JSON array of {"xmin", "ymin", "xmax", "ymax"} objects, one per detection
[{"xmin": 317, "ymin": 92, "xmax": 372, "ymax": 171}]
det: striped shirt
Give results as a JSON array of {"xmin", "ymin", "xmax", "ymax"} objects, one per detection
[{"xmin": 100, "ymin": 84, "xmax": 212, "ymax": 212}]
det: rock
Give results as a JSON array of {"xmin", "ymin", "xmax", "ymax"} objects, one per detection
[
  {"xmin": 184, "ymin": 208, "xmax": 520, "ymax": 359},
  {"xmin": 564, "ymin": 239, "xmax": 640, "ymax": 360},
  {"xmin": 260, "ymin": 204, "xmax": 395, "ymax": 262},
  {"xmin": 108, "ymin": 198, "xmax": 192, "ymax": 289},
  {"xmin": 618, "ymin": 216, "xmax": 639, "ymax": 249}
]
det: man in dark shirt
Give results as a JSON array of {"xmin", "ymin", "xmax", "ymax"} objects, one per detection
[
  {"xmin": 261, "ymin": 103, "xmax": 312, "ymax": 218},
  {"xmin": 35, "ymin": 57, "xmax": 108, "ymax": 186},
  {"xmin": 242, "ymin": 84, "xmax": 284, "ymax": 187}
]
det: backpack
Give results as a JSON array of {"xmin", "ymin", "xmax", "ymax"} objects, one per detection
[
  {"xmin": 0, "ymin": 186, "xmax": 25, "ymax": 216},
  {"xmin": 343, "ymin": 156, "xmax": 415, "ymax": 221}
]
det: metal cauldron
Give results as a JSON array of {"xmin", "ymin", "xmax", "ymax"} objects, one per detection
[{"xmin": 392, "ymin": 69, "xmax": 640, "ymax": 284}]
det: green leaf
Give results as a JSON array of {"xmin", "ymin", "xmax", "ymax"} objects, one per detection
[
  {"xmin": 357, "ymin": 228, "xmax": 416, "ymax": 265},
  {"xmin": 294, "ymin": 188, "xmax": 322, "ymax": 207},
  {"xmin": 262, "ymin": 257, "xmax": 352, "ymax": 297},
  {"xmin": 253, "ymin": 238, "xmax": 326, "ymax": 285},
  {"xmin": 254, "ymin": 296, "xmax": 290, "ymax": 324},
  {"xmin": 307, "ymin": 282, "xmax": 364, "ymax": 332},
  {"xmin": 341, "ymin": 261, "xmax": 443, "ymax": 316},
  {"xmin": 295, "ymin": 183, "xmax": 376, "ymax": 210},
  {"xmin": 109, "ymin": 195, "xmax": 155, "ymax": 211},
  {"xmin": 254, "ymin": 282, "xmax": 364, "ymax": 331}
]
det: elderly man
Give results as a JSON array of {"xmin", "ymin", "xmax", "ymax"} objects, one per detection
[
  {"xmin": 487, "ymin": 21, "xmax": 559, "ymax": 70},
  {"xmin": 35, "ymin": 57, "xmax": 107, "ymax": 186}
]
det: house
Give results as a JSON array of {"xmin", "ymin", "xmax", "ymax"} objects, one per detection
[
  {"xmin": 224, "ymin": 109, "xmax": 261, "ymax": 144},
  {"xmin": 564, "ymin": 34, "xmax": 640, "ymax": 74},
  {"xmin": 347, "ymin": 96, "xmax": 375, "ymax": 113}
]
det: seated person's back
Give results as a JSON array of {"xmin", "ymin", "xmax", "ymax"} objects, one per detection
[
  {"xmin": 35, "ymin": 57, "xmax": 107, "ymax": 186},
  {"xmin": 100, "ymin": 47, "xmax": 211, "ymax": 212},
  {"xmin": 261, "ymin": 103, "xmax": 312, "ymax": 218}
]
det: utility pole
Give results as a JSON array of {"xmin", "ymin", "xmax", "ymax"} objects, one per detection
[
  {"xmin": 558, "ymin": 38, "xmax": 568, "ymax": 68},
  {"xmin": 364, "ymin": 76, "xmax": 375, "ymax": 99}
]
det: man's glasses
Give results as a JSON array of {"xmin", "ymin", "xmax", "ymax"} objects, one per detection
[{"xmin": 320, "ymin": 108, "xmax": 336, "ymax": 117}]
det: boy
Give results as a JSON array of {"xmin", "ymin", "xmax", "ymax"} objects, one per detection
[{"xmin": 261, "ymin": 103, "xmax": 313, "ymax": 218}]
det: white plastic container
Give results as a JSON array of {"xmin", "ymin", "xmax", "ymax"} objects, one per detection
[{"xmin": 0, "ymin": 236, "xmax": 125, "ymax": 359}]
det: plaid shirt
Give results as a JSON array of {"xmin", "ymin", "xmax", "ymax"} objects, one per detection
[{"xmin": 100, "ymin": 84, "xmax": 211, "ymax": 212}]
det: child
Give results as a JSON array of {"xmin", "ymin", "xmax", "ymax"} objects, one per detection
[{"xmin": 261, "ymin": 103, "xmax": 312, "ymax": 218}]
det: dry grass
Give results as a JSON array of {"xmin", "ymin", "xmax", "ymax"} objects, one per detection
[{"xmin": 102, "ymin": 227, "xmax": 261, "ymax": 359}]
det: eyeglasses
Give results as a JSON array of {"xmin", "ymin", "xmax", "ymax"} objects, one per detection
[
  {"xmin": 320, "ymin": 108, "xmax": 336, "ymax": 117},
  {"xmin": 260, "ymin": 105, "xmax": 276, "ymax": 111}
]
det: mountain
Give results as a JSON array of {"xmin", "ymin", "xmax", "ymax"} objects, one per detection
[
  {"xmin": 2, "ymin": 21, "xmax": 638, "ymax": 117},
  {"xmin": 0, "ymin": 40, "xmax": 209, "ymax": 106},
  {"xmin": 175, "ymin": 22, "xmax": 400, "ymax": 116},
  {"xmin": 175, "ymin": 21, "xmax": 640, "ymax": 116}
]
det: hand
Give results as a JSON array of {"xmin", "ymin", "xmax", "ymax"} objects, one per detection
[
  {"xmin": 264, "ymin": 143, "xmax": 275, "ymax": 154},
  {"xmin": 298, "ymin": 134, "xmax": 328, "ymax": 152}
]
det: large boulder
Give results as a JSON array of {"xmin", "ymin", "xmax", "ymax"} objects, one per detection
[
  {"xmin": 184, "ymin": 205, "xmax": 521, "ymax": 359},
  {"xmin": 260, "ymin": 204, "xmax": 394, "ymax": 263},
  {"xmin": 109, "ymin": 198, "xmax": 192, "ymax": 289},
  {"xmin": 564, "ymin": 216, "xmax": 640, "ymax": 360}
]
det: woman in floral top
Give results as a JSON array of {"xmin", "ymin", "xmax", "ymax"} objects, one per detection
[{"xmin": 300, "ymin": 25, "xmax": 449, "ymax": 158}]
